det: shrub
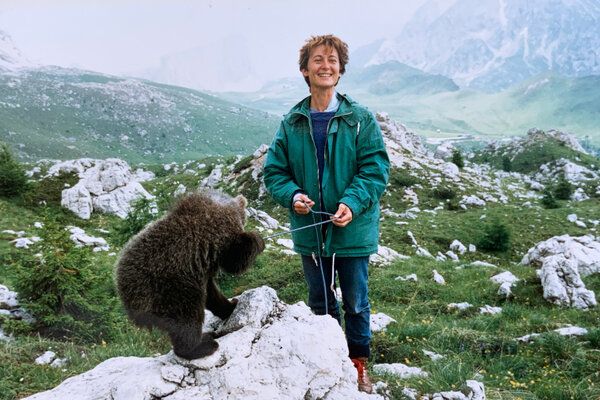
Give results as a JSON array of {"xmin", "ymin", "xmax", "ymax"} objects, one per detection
[
  {"xmin": 0, "ymin": 143, "xmax": 29, "ymax": 197},
  {"xmin": 391, "ymin": 174, "xmax": 418, "ymax": 188},
  {"xmin": 22, "ymin": 171, "xmax": 79, "ymax": 208},
  {"xmin": 502, "ymin": 156, "xmax": 512, "ymax": 172},
  {"xmin": 478, "ymin": 218, "xmax": 511, "ymax": 252},
  {"xmin": 553, "ymin": 177, "xmax": 573, "ymax": 200},
  {"xmin": 540, "ymin": 188, "xmax": 560, "ymax": 209},
  {"xmin": 451, "ymin": 149, "xmax": 464, "ymax": 169},
  {"xmin": 432, "ymin": 186, "xmax": 457, "ymax": 200},
  {"xmin": 6, "ymin": 214, "xmax": 122, "ymax": 343},
  {"xmin": 112, "ymin": 196, "xmax": 158, "ymax": 247}
]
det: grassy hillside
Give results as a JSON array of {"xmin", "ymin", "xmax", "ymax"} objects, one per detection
[
  {"xmin": 471, "ymin": 132, "xmax": 600, "ymax": 174},
  {"xmin": 0, "ymin": 67, "xmax": 279, "ymax": 164},
  {"xmin": 1, "ymin": 139, "xmax": 599, "ymax": 399}
]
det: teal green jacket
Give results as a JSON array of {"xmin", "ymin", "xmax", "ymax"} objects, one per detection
[{"xmin": 263, "ymin": 93, "xmax": 390, "ymax": 257}]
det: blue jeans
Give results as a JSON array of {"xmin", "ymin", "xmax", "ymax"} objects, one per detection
[{"xmin": 301, "ymin": 255, "xmax": 371, "ymax": 358}]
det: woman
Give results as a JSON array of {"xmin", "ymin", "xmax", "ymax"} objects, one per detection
[{"xmin": 263, "ymin": 34, "xmax": 390, "ymax": 394}]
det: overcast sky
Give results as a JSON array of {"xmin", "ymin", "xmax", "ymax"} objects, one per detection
[{"xmin": 0, "ymin": 0, "xmax": 428, "ymax": 86}]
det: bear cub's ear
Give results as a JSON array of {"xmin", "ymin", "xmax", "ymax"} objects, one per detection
[{"xmin": 235, "ymin": 195, "xmax": 247, "ymax": 209}]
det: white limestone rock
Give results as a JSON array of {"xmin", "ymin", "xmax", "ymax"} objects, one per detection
[
  {"xmin": 571, "ymin": 188, "xmax": 589, "ymax": 202},
  {"xmin": 575, "ymin": 220, "xmax": 587, "ymax": 229},
  {"xmin": 536, "ymin": 254, "xmax": 597, "ymax": 309},
  {"xmin": 11, "ymin": 237, "xmax": 34, "ymax": 249},
  {"xmin": 450, "ymin": 240, "xmax": 467, "ymax": 255},
  {"xmin": 370, "ymin": 245, "xmax": 409, "ymax": 266},
  {"xmin": 432, "ymin": 380, "xmax": 486, "ymax": 400},
  {"xmin": 275, "ymin": 238, "xmax": 294, "ymax": 249},
  {"xmin": 470, "ymin": 261, "xmax": 497, "ymax": 268},
  {"xmin": 56, "ymin": 159, "xmax": 155, "ymax": 219},
  {"xmin": 460, "ymin": 195, "xmax": 486, "ymax": 207},
  {"xmin": 373, "ymin": 363, "xmax": 428, "ymax": 379},
  {"xmin": 61, "ymin": 183, "xmax": 93, "ymax": 219},
  {"xmin": 402, "ymin": 187, "xmax": 420, "ymax": 206},
  {"xmin": 535, "ymin": 158, "xmax": 599, "ymax": 184},
  {"xmin": 416, "ymin": 247, "xmax": 434, "ymax": 259},
  {"xmin": 490, "ymin": 271, "xmax": 519, "ymax": 286},
  {"xmin": 442, "ymin": 162, "xmax": 460, "ymax": 178},
  {"xmin": 432, "ymin": 270, "xmax": 446, "ymax": 284},
  {"xmin": 247, "ymin": 207, "xmax": 280, "ymax": 230},
  {"xmin": 0, "ymin": 285, "xmax": 19, "ymax": 309},
  {"xmin": 370, "ymin": 313, "xmax": 396, "ymax": 332},
  {"xmin": 520, "ymin": 234, "xmax": 600, "ymax": 277},
  {"xmin": 23, "ymin": 286, "xmax": 382, "ymax": 400},
  {"xmin": 448, "ymin": 302, "xmax": 473, "ymax": 311},
  {"xmin": 173, "ymin": 184, "xmax": 187, "ymax": 197},
  {"xmin": 396, "ymin": 274, "xmax": 418, "ymax": 282},
  {"xmin": 377, "ymin": 112, "xmax": 427, "ymax": 156},
  {"xmin": 497, "ymin": 282, "xmax": 514, "ymax": 297},
  {"xmin": 422, "ymin": 349, "xmax": 445, "ymax": 361},
  {"xmin": 201, "ymin": 165, "xmax": 223, "ymax": 188},
  {"xmin": 479, "ymin": 305, "xmax": 502, "ymax": 315},
  {"xmin": 35, "ymin": 351, "xmax": 56, "ymax": 365},
  {"xmin": 433, "ymin": 142, "xmax": 456, "ymax": 160},
  {"xmin": 50, "ymin": 358, "xmax": 69, "ymax": 368},
  {"xmin": 68, "ymin": 227, "xmax": 108, "ymax": 248},
  {"xmin": 407, "ymin": 231, "xmax": 418, "ymax": 246},
  {"xmin": 554, "ymin": 326, "xmax": 588, "ymax": 336},
  {"xmin": 92, "ymin": 182, "xmax": 154, "ymax": 219}
]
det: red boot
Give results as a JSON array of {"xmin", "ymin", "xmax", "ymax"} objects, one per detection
[{"xmin": 351, "ymin": 357, "xmax": 373, "ymax": 394}]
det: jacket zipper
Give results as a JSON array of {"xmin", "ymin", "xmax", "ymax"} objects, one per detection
[{"xmin": 294, "ymin": 110, "xmax": 352, "ymax": 256}]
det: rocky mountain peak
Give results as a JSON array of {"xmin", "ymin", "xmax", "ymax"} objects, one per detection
[{"xmin": 0, "ymin": 30, "xmax": 32, "ymax": 71}]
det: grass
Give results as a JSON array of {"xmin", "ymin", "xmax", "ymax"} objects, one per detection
[{"xmin": 1, "ymin": 150, "xmax": 599, "ymax": 399}]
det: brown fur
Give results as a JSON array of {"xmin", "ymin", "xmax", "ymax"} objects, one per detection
[{"xmin": 115, "ymin": 191, "xmax": 264, "ymax": 359}]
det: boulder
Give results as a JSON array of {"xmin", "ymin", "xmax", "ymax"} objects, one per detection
[
  {"xmin": 536, "ymin": 254, "xmax": 597, "ymax": 310},
  {"xmin": 370, "ymin": 245, "xmax": 409, "ymax": 266},
  {"xmin": 520, "ymin": 234, "xmax": 600, "ymax": 277},
  {"xmin": 246, "ymin": 207, "xmax": 280, "ymax": 230},
  {"xmin": 370, "ymin": 313, "xmax": 396, "ymax": 332},
  {"xmin": 372, "ymin": 363, "xmax": 428, "ymax": 379},
  {"xmin": 450, "ymin": 240, "xmax": 467, "ymax": 255},
  {"xmin": 433, "ymin": 142, "xmax": 457, "ymax": 160},
  {"xmin": 201, "ymin": 165, "xmax": 223, "ymax": 188},
  {"xmin": 535, "ymin": 158, "xmax": 599, "ymax": 184},
  {"xmin": 431, "ymin": 380, "xmax": 486, "ymax": 400},
  {"xmin": 55, "ymin": 159, "xmax": 154, "ymax": 219},
  {"xmin": 23, "ymin": 286, "xmax": 382, "ymax": 400}
]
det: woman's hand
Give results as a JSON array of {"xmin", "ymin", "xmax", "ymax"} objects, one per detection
[
  {"xmin": 293, "ymin": 193, "xmax": 315, "ymax": 215},
  {"xmin": 332, "ymin": 203, "xmax": 352, "ymax": 227}
]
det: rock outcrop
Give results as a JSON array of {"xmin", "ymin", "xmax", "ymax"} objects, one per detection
[
  {"xmin": 521, "ymin": 234, "xmax": 600, "ymax": 309},
  {"xmin": 49, "ymin": 158, "xmax": 155, "ymax": 219},
  {"xmin": 24, "ymin": 287, "xmax": 381, "ymax": 400}
]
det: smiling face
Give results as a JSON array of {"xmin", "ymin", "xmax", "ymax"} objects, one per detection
[{"xmin": 301, "ymin": 44, "xmax": 341, "ymax": 90}]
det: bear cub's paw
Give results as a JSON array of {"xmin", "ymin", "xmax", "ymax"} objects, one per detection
[{"xmin": 175, "ymin": 332, "xmax": 219, "ymax": 360}]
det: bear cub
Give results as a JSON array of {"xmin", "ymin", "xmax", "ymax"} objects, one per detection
[{"xmin": 115, "ymin": 191, "xmax": 264, "ymax": 360}]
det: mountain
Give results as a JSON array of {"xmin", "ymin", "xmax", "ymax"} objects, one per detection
[
  {"xmin": 343, "ymin": 61, "xmax": 459, "ymax": 96},
  {"xmin": 217, "ymin": 67, "xmax": 600, "ymax": 145},
  {"xmin": 218, "ymin": 61, "xmax": 459, "ymax": 116},
  {"xmin": 359, "ymin": 0, "xmax": 600, "ymax": 92},
  {"xmin": 0, "ymin": 30, "xmax": 33, "ymax": 71},
  {"xmin": 0, "ymin": 66, "xmax": 279, "ymax": 163},
  {"xmin": 130, "ymin": 34, "xmax": 262, "ymax": 93}
]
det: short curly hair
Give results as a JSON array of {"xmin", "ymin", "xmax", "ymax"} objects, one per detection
[{"xmin": 299, "ymin": 34, "xmax": 349, "ymax": 87}]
